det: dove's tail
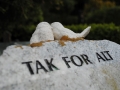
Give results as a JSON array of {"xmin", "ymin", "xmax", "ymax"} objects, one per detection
[{"xmin": 76, "ymin": 26, "xmax": 91, "ymax": 38}]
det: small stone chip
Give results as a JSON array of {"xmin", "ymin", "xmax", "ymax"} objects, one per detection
[
  {"xmin": 60, "ymin": 35, "xmax": 84, "ymax": 42},
  {"xmin": 30, "ymin": 40, "xmax": 53, "ymax": 47},
  {"xmin": 15, "ymin": 45, "xmax": 23, "ymax": 49}
]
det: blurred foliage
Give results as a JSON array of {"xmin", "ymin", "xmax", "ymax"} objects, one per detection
[
  {"xmin": 0, "ymin": 0, "xmax": 77, "ymax": 41},
  {"xmin": 84, "ymin": 0, "xmax": 115, "ymax": 13},
  {"xmin": 66, "ymin": 23, "xmax": 120, "ymax": 44},
  {"xmin": 41, "ymin": 0, "xmax": 77, "ymax": 25},
  {"xmin": 83, "ymin": 0, "xmax": 116, "ymax": 23},
  {"xmin": 0, "ymin": 0, "xmax": 43, "ymax": 41},
  {"xmin": 0, "ymin": 0, "xmax": 120, "ymax": 41},
  {"xmin": 85, "ymin": 7, "xmax": 120, "ymax": 25}
]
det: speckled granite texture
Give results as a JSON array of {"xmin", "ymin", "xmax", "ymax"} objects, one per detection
[{"xmin": 0, "ymin": 40, "xmax": 120, "ymax": 90}]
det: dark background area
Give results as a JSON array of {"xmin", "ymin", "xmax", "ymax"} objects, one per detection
[{"xmin": 0, "ymin": 0, "xmax": 120, "ymax": 44}]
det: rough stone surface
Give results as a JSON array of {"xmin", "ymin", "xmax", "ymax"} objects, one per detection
[{"xmin": 0, "ymin": 40, "xmax": 120, "ymax": 90}]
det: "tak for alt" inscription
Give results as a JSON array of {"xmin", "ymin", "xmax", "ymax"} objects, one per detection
[{"xmin": 22, "ymin": 51, "xmax": 113, "ymax": 75}]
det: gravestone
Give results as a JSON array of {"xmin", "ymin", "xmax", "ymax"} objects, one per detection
[{"xmin": 0, "ymin": 40, "xmax": 120, "ymax": 90}]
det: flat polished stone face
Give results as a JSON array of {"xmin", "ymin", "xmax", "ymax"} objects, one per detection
[{"xmin": 0, "ymin": 40, "xmax": 120, "ymax": 90}]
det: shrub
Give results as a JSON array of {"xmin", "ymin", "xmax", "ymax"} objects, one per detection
[
  {"xmin": 65, "ymin": 23, "xmax": 120, "ymax": 44},
  {"xmin": 1, "ymin": 23, "xmax": 120, "ymax": 44},
  {"xmin": 85, "ymin": 7, "xmax": 120, "ymax": 25}
]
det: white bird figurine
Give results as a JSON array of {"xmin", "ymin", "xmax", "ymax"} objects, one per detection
[
  {"xmin": 30, "ymin": 22, "xmax": 54, "ymax": 44},
  {"xmin": 51, "ymin": 22, "xmax": 91, "ymax": 40},
  {"xmin": 30, "ymin": 22, "xmax": 91, "ymax": 45}
]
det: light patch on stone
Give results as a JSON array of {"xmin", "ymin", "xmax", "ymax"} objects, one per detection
[{"xmin": 102, "ymin": 69, "xmax": 118, "ymax": 90}]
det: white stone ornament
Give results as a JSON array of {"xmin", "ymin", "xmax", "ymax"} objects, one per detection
[
  {"xmin": 0, "ymin": 40, "xmax": 120, "ymax": 90},
  {"xmin": 2, "ymin": 22, "xmax": 120, "ymax": 90},
  {"xmin": 30, "ymin": 22, "xmax": 91, "ymax": 44},
  {"xmin": 30, "ymin": 22, "xmax": 54, "ymax": 44},
  {"xmin": 51, "ymin": 22, "xmax": 91, "ymax": 40}
]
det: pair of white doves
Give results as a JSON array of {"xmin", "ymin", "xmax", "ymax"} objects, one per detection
[{"xmin": 30, "ymin": 22, "xmax": 91, "ymax": 44}]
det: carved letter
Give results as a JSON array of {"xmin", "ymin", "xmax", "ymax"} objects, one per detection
[
  {"xmin": 22, "ymin": 61, "xmax": 34, "ymax": 75},
  {"xmin": 70, "ymin": 55, "xmax": 83, "ymax": 66},
  {"xmin": 62, "ymin": 57, "xmax": 71, "ymax": 68},
  {"xmin": 96, "ymin": 53, "xmax": 106, "ymax": 62},
  {"xmin": 45, "ymin": 58, "xmax": 59, "ymax": 71},
  {"xmin": 104, "ymin": 51, "xmax": 113, "ymax": 60},
  {"xmin": 81, "ymin": 54, "xmax": 93, "ymax": 64},
  {"xmin": 36, "ymin": 60, "xmax": 48, "ymax": 73}
]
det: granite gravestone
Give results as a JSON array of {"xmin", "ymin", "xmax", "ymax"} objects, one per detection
[{"xmin": 0, "ymin": 40, "xmax": 120, "ymax": 90}]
